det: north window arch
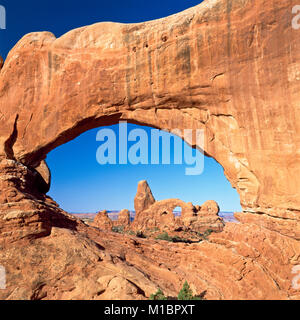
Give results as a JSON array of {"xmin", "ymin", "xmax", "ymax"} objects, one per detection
[{"xmin": 46, "ymin": 122, "xmax": 242, "ymax": 218}]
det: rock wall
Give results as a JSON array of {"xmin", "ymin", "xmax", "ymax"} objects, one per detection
[{"xmin": 0, "ymin": 0, "xmax": 299, "ymax": 300}]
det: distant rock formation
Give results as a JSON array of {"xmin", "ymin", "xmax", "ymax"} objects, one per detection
[
  {"xmin": 134, "ymin": 181, "xmax": 155, "ymax": 214},
  {"xmin": 92, "ymin": 210, "xmax": 112, "ymax": 231},
  {"xmin": 113, "ymin": 209, "xmax": 131, "ymax": 231},
  {"xmin": 131, "ymin": 181, "xmax": 224, "ymax": 233},
  {"xmin": 0, "ymin": 56, "xmax": 3, "ymax": 70},
  {"xmin": 93, "ymin": 209, "xmax": 131, "ymax": 231},
  {"xmin": 92, "ymin": 181, "xmax": 224, "ymax": 234}
]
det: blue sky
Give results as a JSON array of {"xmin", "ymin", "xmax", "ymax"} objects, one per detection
[{"xmin": 0, "ymin": 0, "xmax": 242, "ymax": 213}]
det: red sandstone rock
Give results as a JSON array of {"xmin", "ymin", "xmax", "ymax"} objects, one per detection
[
  {"xmin": 0, "ymin": 0, "xmax": 299, "ymax": 300},
  {"xmin": 92, "ymin": 210, "xmax": 113, "ymax": 231},
  {"xmin": 93, "ymin": 209, "xmax": 132, "ymax": 231},
  {"xmin": 114, "ymin": 209, "xmax": 131, "ymax": 230},
  {"xmin": 0, "ymin": 0, "xmax": 299, "ymax": 229},
  {"xmin": 134, "ymin": 180, "xmax": 155, "ymax": 215},
  {"xmin": 200, "ymin": 200, "xmax": 220, "ymax": 215},
  {"xmin": 132, "ymin": 181, "xmax": 224, "ymax": 233}
]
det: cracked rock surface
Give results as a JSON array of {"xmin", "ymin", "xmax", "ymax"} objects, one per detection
[{"xmin": 0, "ymin": 0, "xmax": 299, "ymax": 300}]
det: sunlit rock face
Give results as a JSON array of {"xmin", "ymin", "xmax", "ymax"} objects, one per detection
[
  {"xmin": 131, "ymin": 180, "xmax": 224, "ymax": 233},
  {"xmin": 0, "ymin": 0, "xmax": 300, "ymax": 300},
  {"xmin": 92, "ymin": 210, "xmax": 113, "ymax": 231}
]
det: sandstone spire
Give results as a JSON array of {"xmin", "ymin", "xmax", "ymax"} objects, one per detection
[{"xmin": 134, "ymin": 180, "xmax": 155, "ymax": 214}]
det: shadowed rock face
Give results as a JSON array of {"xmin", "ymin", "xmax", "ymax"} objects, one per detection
[{"xmin": 0, "ymin": 0, "xmax": 300, "ymax": 300}]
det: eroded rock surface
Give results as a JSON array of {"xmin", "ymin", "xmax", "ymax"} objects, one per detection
[{"xmin": 0, "ymin": 0, "xmax": 299, "ymax": 300}]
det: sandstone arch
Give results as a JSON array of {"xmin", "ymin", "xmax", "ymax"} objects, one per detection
[
  {"xmin": 1, "ymin": 0, "xmax": 299, "ymax": 228},
  {"xmin": 0, "ymin": 0, "xmax": 299, "ymax": 300},
  {"xmin": 132, "ymin": 181, "xmax": 224, "ymax": 233},
  {"xmin": 173, "ymin": 205, "xmax": 182, "ymax": 215},
  {"xmin": 0, "ymin": 1, "xmax": 299, "ymax": 238},
  {"xmin": 132, "ymin": 198, "xmax": 194, "ymax": 231}
]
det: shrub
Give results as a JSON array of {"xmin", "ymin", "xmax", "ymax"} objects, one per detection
[
  {"xmin": 203, "ymin": 229, "xmax": 213, "ymax": 239},
  {"xmin": 149, "ymin": 282, "xmax": 204, "ymax": 300},
  {"xmin": 149, "ymin": 288, "xmax": 167, "ymax": 300},
  {"xmin": 171, "ymin": 236, "xmax": 191, "ymax": 243},
  {"xmin": 178, "ymin": 281, "xmax": 203, "ymax": 300},
  {"xmin": 155, "ymin": 231, "xmax": 173, "ymax": 242},
  {"xmin": 112, "ymin": 226, "xmax": 124, "ymax": 234}
]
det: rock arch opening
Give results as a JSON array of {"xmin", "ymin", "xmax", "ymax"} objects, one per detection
[
  {"xmin": 45, "ymin": 122, "xmax": 242, "ymax": 222},
  {"xmin": 173, "ymin": 206, "xmax": 182, "ymax": 218}
]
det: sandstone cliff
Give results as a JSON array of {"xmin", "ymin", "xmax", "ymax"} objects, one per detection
[{"xmin": 0, "ymin": 0, "xmax": 299, "ymax": 300}]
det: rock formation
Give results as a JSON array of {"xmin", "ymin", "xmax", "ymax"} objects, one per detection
[
  {"xmin": 92, "ymin": 182, "xmax": 224, "ymax": 235},
  {"xmin": 131, "ymin": 181, "xmax": 224, "ymax": 233},
  {"xmin": 92, "ymin": 210, "xmax": 113, "ymax": 231},
  {"xmin": 115, "ymin": 209, "xmax": 131, "ymax": 230},
  {"xmin": 0, "ymin": 0, "xmax": 299, "ymax": 300},
  {"xmin": 93, "ymin": 209, "xmax": 131, "ymax": 231},
  {"xmin": 134, "ymin": 181, "xmax": 155, "ymax": 214},
  {"xmin": 184, "ymin": 200, "xmax": 224, "ymax": 232}
]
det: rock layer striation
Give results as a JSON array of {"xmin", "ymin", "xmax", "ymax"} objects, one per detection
[{"xmin": 0, "ymin": 0, "xmax": 299, "ymax": 300}]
